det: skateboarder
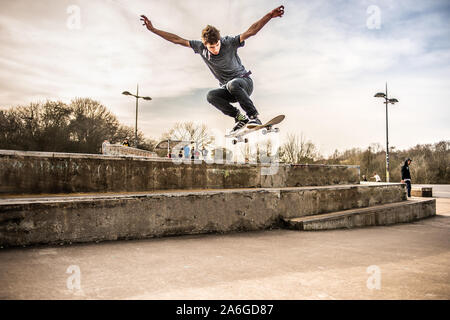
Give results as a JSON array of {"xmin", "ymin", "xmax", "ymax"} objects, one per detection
[{"xmin": 140, "ymin": 5, "xmax": 285, "ymax": 134}]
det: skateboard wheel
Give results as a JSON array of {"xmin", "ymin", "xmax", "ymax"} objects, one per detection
[
  {"xmin": 244, "ymin": 138, "xmax": 248, "ymax": 143},
  {"xmin": 262, "ymin": 129, "xmax": 267, "ymax": 135},
  {"xmin": 232, "ymin": 139, "xmax": 237, "ymax": 145}
]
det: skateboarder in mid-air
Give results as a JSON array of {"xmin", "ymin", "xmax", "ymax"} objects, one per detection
[{"xmin": 140, "ymin": 5, "xmax": 285, "ymax": 134}]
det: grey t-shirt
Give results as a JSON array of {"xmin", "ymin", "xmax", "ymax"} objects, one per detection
[{"xmin": 189, "ymin": 35, "xmax": 248, "ymax": 86}]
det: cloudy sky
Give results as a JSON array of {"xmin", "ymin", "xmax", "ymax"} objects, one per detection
[{"xmin": 0, "ymin": 0, "xmax": 449, "ymax": 156}]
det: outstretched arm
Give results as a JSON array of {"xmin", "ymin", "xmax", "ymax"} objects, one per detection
[
  {"xmin": 240, "ymin": 5, "xmax": 284, "ymax": 43},
  {"xmin": 140, "ymin": 15, "xmax": 190, "ymax": 47}
]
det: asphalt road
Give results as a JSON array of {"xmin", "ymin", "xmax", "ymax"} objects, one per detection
[
  {"xmin": 413, "ymin": 184, "xmax": 450, "ymax": 198},
  {"xmin": 0, "ymin": 198, "xmax": 449, "ymax": 300}
]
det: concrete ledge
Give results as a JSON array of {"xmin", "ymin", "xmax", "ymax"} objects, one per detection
[
  {"xmin": 0, "ymin": 184, "xmax": 404, "ymax": 247},
  {"xmin": 283, "ymin": 198, "xmax": 436, "ymax": 231},
  {"xmin": 0, "ymin": 149, "xmax": 360, "ymax": 194}
]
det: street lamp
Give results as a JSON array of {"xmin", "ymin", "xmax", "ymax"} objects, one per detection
[
  {"xmin": 122, "ymin": 84, "xmax": 152, "ymax": 147},
  {"xmin": 374, "ymin": 83, "xmax": 399, "ymax": 183}
]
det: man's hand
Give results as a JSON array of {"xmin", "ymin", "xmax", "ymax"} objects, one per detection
[
  {"xmin": 140, "ymin": 14, "xmax": 190, "ymax": 47},
  {"xmin": 140, "ymin": 15, "xmax": 154, "ymax": 32},
  {"xmin": 240, "ymin": 5, "xmax": 285, "ymax": 42},
  {"xmin": 270, "ymin": 5, "xmax": 285, "ymax": 18}
]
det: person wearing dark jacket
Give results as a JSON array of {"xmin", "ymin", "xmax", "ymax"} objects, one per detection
[{"xmin": 401, "ymin": 158, "xmax": 413, "ymax": 197}]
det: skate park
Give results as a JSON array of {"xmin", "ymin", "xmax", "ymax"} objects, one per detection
[
  {"xmin": 0, "ymin": 149, "xmax": 436, "ymax": 247},
  {"xmin": 0, "ymin": 148, "xmax": 449, "ymax": 300},
  {"xmin": 1, "ymin": 0, "xmax": 450, "ymax": 303}
]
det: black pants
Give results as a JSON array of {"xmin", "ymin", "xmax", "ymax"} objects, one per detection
[
  {"xmin": 206, "ymin": 77, "xmax": 258, "ymax": 118},
  {"xmin": 405, "ymin": 180, "xmax": 411, "ymax": 197}
]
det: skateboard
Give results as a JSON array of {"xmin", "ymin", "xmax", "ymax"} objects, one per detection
[{"xmin": 225, "ymin": 115, "xmax": 285, "ymax": 145}]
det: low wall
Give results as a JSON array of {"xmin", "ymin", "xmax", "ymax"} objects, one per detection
[
  {"xmin": 0, "ymin": 150, "xmax": 360, "ymax": 194},
  {"xmin": 0, "ymin": 184, "xmax": 404, "ymax": 247},
  {"xmin": 102, "ymin": 143, "xmax": 157, "ymax": 158}
]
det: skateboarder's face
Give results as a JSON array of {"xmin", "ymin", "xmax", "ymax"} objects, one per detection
[{"xmin": 205, "ymin": 40, "xmax": 221, "ymax": 55}]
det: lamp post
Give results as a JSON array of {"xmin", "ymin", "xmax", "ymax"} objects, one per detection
[
  {"xmin": 374, "ymin": 83, "xmax": 399, "ymax": 182},
  {"xmin": 122, "ymin": 84, "xmax": 152, "ymax": 147}
]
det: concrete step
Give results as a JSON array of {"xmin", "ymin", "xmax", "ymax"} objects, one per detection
[
  {"xmin": 283, "ymin": 198, "xmax": 436, "ymax": 231},
  {"xmin": 1, "ymin": 184, "xmax": 409, "ymax": 247}
]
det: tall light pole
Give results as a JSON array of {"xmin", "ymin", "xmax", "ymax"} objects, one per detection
[
  {"xmin": 374, "ymin": 83, "xmax": 399, "ymax": 182},
  {"xmin": 122, "ymin": 84, "xmax": 152, "ymax": 147}
]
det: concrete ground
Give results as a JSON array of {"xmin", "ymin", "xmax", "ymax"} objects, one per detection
[{"xmin": 0, "ymin": 198, "xmax": 449, "ymax": 300}]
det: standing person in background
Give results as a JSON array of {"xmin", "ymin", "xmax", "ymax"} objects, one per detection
[
  {"xmin": 202, "ymin": 147, "xmax": 208, "ymax": 160},
  {"xmin": 401, "ymin": 158, "xmax": 413, "ymax": 197},
  {"xmin": 184, "ymin": 145, "xmax": 190, "ymax": 159},
  {"xmin": 102, "ymin": 140, "xmax": 109, "ymax": 154},
  {"xmin": 373, "ymin": 172, "xmax": 381, "ymax": 182}
]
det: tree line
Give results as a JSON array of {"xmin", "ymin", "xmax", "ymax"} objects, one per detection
[
  {"xmin": 316, "ymin": 141, "xmax": 449, "ymax": 184},
  {"xmin": 278, "ymin": 134, "xmax": 449, "ymax": 184},
  {"xmin": 0, "ymin": 98, "xmax": 156, "ymax": 154},
  {"xmin": 1, "ymin": 99, "xmax": 448, "ymax": 183}
]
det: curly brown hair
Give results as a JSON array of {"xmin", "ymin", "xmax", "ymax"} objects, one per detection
[{"xmin": 201, "ymin": 25, "xmax": 221, "ymax": 45}]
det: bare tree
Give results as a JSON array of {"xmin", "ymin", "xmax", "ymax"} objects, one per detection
[
  {"xmin": 369, "ymin": 142, "xmax": 383, "ymax": 153},
  {"xmin": 279, "ymin": 133, "xmax": 319, "ymax": 164},
  {"xmin": 68, "ymin": 98, "xmax": 121, "ymax": 153},
  {"xmin": 238, "ymin": 143, "xmax": 252, "ymax": 163},
  {"xmin": 0, "ymin": 98, "xmax": 158, "ymax": 154},
  {"xmin": 161, "ymin": 121, "xmax": 215, "ymax": 149},
  {"xmin": 113, "ymin": 124, "xmax": 157, "ymax": 151}
]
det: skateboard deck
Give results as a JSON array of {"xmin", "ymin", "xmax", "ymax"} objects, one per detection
[{"xmin": 225, "ymin": 115, "xmax": 285, "ymax": 144}]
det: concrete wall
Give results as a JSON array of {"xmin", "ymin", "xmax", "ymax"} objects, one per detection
[
  {"xmin": 0, "ymin": 184, "xmax": 404, "ymax": 247},
  {"xmin": 0, "ymin": 150, "xmax": 360, "ymax": 195},
  {"xmin": 102, "ymin": 143, "xmax": 157, "ymax": 158}
]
